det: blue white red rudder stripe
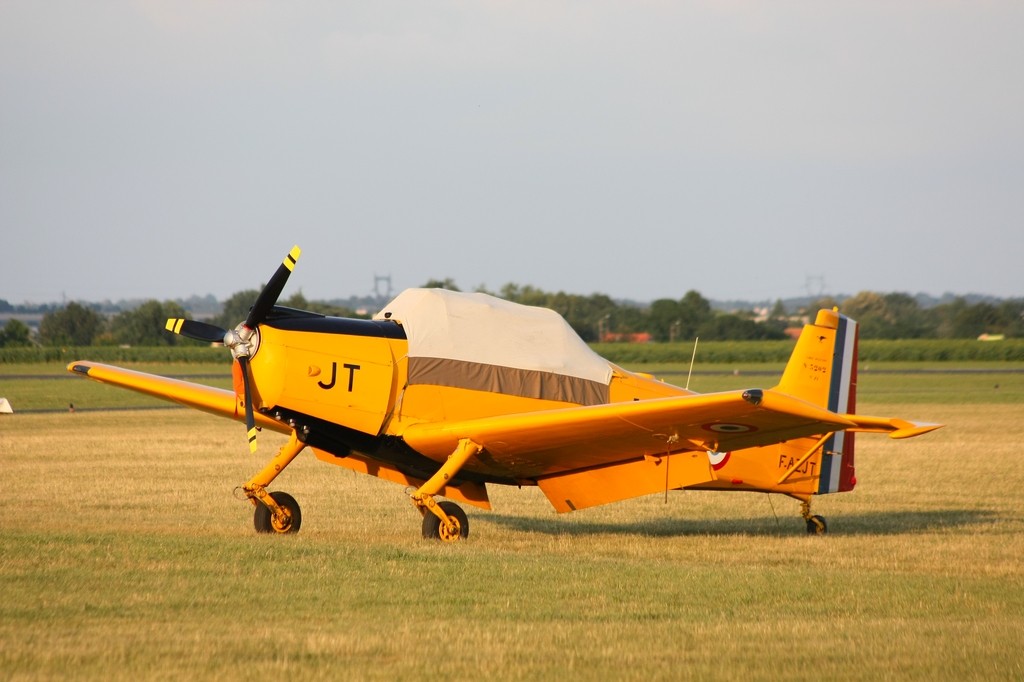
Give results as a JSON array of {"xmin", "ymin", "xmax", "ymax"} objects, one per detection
[{"xmin": 818, "ymin": 314, "xmax": 858, "ymax": 494}]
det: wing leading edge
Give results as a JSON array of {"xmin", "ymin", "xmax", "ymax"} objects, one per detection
[{"xmin": 66, "ymin": 361, "xmax": 287, "ymax": 434}]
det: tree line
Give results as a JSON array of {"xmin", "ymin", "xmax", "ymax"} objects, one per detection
[{"xmin": 1, "ymin": 285, "xmax": 1020, "ymax": 348}]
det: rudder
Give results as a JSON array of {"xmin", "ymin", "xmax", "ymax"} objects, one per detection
[{"xmin": 774, "ymin": 309, "xmax": 859, "ymax": 493}]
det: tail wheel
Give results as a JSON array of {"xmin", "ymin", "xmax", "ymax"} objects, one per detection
[
  {"xmin": 806, "ymin": 514, "xmax": 828, "ymax": 535},
  {"xmin": 422, "ymin": 501, "xmax": 469, "ymax": 542},
  {"xmin": 254, "ymin": 491, "xmax": 302, "ymax": 534}
]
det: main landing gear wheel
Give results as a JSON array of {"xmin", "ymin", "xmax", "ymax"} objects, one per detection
[
  {"xmin": 254, "ymin": 491, "xmax": 302, "ymax": 534},
  {"xmin": 422, "ymin": 501, "xmax": 469, "ymax": 542},
  {"xmin": 806, "ymin": 514, "xmax": 828, "ymax": 535}
]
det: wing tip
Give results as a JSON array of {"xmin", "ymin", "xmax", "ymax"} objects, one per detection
[
  {"xmin": 68, "ymin": 361, "xmax": 92, "ymax": 376},
  {"xmin": 889, "ymin": 421, "xmax": 944, "ymax": 439}
]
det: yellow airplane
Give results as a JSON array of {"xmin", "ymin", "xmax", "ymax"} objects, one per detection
[{"xmin": 68, "ymin": 246, "xmax": 941, "ymax": 541}]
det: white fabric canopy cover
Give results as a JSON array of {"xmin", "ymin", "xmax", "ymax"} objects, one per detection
[{"xmin": 375, "ymin": 289, "xmax": 613, "ymax": 405}]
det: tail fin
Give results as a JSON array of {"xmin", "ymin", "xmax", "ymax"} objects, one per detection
[{"xmin": 775, "ymin": 309, "xmax": 859, "ymax": 493}]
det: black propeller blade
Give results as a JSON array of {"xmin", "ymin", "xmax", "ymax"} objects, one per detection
[
  {"xmin": 235, "ymin": 245, "xmax": 301, "ymax": 452},
  {"xmin": 165, "ymin": 318, "xmax": 227, "ymax": 344},
  {"xmin": 238, "ymin": 355, "xmax": 258, "ymax": 454},
  {"xmin": 245, "ymin": 245, "xmax": 302, "ymax": 330},
  {"xmin": 163, "ymin": 245, "xmax": 302, "ymax": 454}
]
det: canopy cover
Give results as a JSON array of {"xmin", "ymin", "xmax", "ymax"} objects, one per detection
[{"xmin": 375, "ymin": 288, "xmax": 613, "ymax": 405}]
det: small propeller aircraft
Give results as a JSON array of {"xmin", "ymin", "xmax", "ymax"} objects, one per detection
[{"xmin": 68, "ymin": 246, "xmax": 941, "ymax": 541}]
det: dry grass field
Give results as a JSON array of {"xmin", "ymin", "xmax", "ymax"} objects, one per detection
[{"xmin": 1, "ymin": 372, "xmax": 1023, "ymax": 680}]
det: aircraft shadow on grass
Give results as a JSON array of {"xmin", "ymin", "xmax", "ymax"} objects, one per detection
[{"xmin": 477, "ymin": 507, "xmax": 999, "ymax": 538}]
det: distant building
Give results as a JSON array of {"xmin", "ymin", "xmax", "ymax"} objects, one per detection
[{"xmin": 601, "ymin": 332, "xmax": 652, "ymax": 343}]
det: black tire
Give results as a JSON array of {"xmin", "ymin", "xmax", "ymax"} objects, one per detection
[
  {"xmin": 805, "ymin": 514, "xmax": 827, "ymax": 535},
  {"xmin": 254, "ymin": 491, "xmax": 302, "ymax": 534},
  {"xmin": 421, "ymin": 501, "xmax": 469, "ymax": 542}
]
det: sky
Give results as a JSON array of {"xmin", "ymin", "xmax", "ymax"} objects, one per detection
[{"xmin": 2, "ymin": 1, "xmax": 1022, "ymax": 307}]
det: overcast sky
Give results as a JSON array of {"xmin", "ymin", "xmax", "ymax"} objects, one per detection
[{"xmin": 2, "ymin": 1, "xmax": 1022, "ymax": 307}]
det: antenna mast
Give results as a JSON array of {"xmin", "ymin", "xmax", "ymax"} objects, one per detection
[{"xmin": 685, "ymin": 337, "xmax": 699, "ymax": 391}]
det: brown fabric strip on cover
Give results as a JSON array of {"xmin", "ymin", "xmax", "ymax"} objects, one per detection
[{"xmin": 408, "ymin": 356, "xmax": 610, "ymax": 406}]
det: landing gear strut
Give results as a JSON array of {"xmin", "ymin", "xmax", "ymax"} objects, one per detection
[
  {"xmin": 241, "ymin": 431, "xmax": 306, "ymax": 535},
  {"xmin": 800, "ymin": 499, "xmax": 828, "ymax": 535},
  {"xmin": 410, "ymin": 438, "xmax": 481, "ymax": 543}
]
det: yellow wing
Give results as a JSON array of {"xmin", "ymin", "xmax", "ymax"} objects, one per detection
[
  {"xmin": 400, "ymin": 388, "xmax": 939, "ymax": 512},
  {"xmin": 66, "ymin": 361, "xmax": 288, "ymax": 434},
  {"xmin": 401, "ymin": 388, "xmax": 856, "ymax": 477}
]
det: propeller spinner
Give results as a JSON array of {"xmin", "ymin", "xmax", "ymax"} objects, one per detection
[{"xmin": 165, "ymin": 245, "xmax": 302, "ymax": 452}]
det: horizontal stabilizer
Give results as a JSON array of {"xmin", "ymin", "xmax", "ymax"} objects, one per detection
[{"xmin": 844, "ymin": 414, "xmax": 944, "ymax": 439}]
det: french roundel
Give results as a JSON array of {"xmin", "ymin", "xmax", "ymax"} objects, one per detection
[
  {"xmin": 702, "ymin": 422, "xmax": 757, "ymax": 434},
  {"xmin": 707, "ymin": 450, "xmax": 731, "ymax": 470}
]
